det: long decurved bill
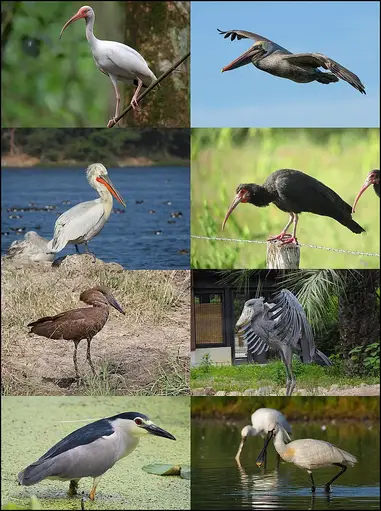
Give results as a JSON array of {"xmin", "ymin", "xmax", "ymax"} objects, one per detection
[
  {"xmin": 222, "ymin": 192, "xmax": 243, "ymax": 230},
  {"xmin": 59, "ymin": 10, "xmax": 85, "ymax": 39},
  {"xmin": 352, "ymin": 175, "xmax": 373, "ymax": 213},
  {"xmin": 256, "ymin": 430, "xmax": 273, "ymax": 467},
  {"xmin": 222, "ymin": 46, "xmax": 266, "ymax": 72},
  {"xmin": 96, "ymin": 175, "xmax": 126, "ymax": 207},
  {"xmin": 145, "ymin": 423, "xmax": 176, "ymax": 441}
]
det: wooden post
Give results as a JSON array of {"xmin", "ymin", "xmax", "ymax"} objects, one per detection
[{"xmin": 266, "ymin": 240, "xmax": 300, "ymax": 269}]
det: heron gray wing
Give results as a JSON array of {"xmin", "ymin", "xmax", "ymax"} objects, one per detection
[
  {"xmin": 282, "ymin": 53, "xmax": 366, "ymax": 94},
  {"xmin": 217, "ymin": 28, "xmax": 275, "ymax": 43},
  {"xmin": 37, "ymin": 419, "xmax": 114, "ymax": 462},
  {"xmin": 268, "ymin": 289, "xmax": 315, "ymax": 362}
]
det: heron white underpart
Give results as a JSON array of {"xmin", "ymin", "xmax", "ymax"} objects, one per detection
[
  {"xmin": 235, "ymin": 408, "xmax": 291, "ymax": 469},
  {"xmin": 46, "ymin": 163, "xmax": 125, "ymax": 256},
  {"xmin": 235, "ymin": 289, "xmax": 332, "ymax": 396},
  {"xmin": 256, "ymin": 422, "xmax": 357, "ymax": 492},
  {"xmin": 60, "ymin": 6, "xmax": 157, "ymax": 127},
  {"xmin": 18, "ymin": 411, "xmax": 176, "ymax": 502}
]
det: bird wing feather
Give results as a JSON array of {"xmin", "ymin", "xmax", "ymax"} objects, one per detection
[
  {"xmin": 48, "ymin": 201, "xmax": 105, "ymax": 251},
  {"xmin": 217, "ymin": 28, "xmax": 274, "ymax": 43},
  {"xmin": 268, "ymin": 289, "xmax": 315, "ymax": 360},
  {"xmin": 282, "ymin": 53, "xmax": 365, "ymax": 93},
  {"xmin": 37, "ymin": 419, "xmax": 114, "ymax": 462}
]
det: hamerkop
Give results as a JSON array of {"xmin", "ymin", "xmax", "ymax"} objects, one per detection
[{"xmin": 27, "ymin": 286, "xmax": 125, "ymax": 378}]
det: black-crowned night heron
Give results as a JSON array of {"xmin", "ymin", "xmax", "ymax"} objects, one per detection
[
  {"xmin": 235, "ymin": 408, "xmax": 292, "ymax": 468},
  {"xmin": 18, "ymin": 411, "xmax": 176, "ymax": 501},
  {"xmin": 256, "ymin": 421, "xmax": 357, "ymax": 492}
]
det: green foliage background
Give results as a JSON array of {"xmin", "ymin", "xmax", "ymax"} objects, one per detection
[{"xmin": 191, "ymin": 128, "xmax": 380, "ymax": 269}]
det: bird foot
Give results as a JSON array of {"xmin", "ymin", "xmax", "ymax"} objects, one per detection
[
  {"xmin": 311, "ymin": 486, "xmax": 316, "ymax": 493},
  {"xmin": 107, "ymin": 117, "xmax": 118, "ymax": 128},
  {"xmin": 130, "ymin": 99, "xmax": 140, "ymax": 111},
  {"xmin": 324, "ymin": 485, "xmax": 332, "ymax": 493},
  {"xmin": 280, "ymin": 236, "xmax": 299, "ymax": 245},
  {"xmin": 267, "ymin": 232, "xmax": 292, "ymax": 242},
  {"xmin": 68, "ymin": 480, "xmax": 79, "ymax": 497}
]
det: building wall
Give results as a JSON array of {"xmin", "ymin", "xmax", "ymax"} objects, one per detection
[{"xmin": 191, "ymin": 347, "xmax": 232, "ymax": 366}]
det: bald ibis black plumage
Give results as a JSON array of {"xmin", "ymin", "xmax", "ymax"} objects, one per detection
[
  {"xmin": 222, "ymin": 169, "xmax": 365, "ymax": 244},
  {"xmin": 352, "ymin": 170, "xmax": 380, "ymax": 213}
]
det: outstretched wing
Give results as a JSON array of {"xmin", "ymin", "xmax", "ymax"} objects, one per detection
[
  {"xmin": 283, "ymin": 53, "xmax": 366, "ymax": 94},
  {"xmin": 268, "ymin": 289, "xmax": 315, "ymax": 361},
  {"xmin": 236, "ymin": 298, "xmax": 270, "ymax": 356},
  {"xmin": 217, "ymin": 28, "xmax": 274, "ymax": 43}
]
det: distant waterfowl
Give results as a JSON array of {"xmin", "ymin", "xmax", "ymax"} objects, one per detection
[
  {"xmin": 218, "ymin": 29, "xmax": 366, "ymax": 94},
  {"xmin": 27, "ymin": 286, "xmax": 125, "ymax": 378},
  {"xmin": 47, "ymin": 164, "xmax": 125, "ymax": 257},
  {"xmin": 222, "ymin": 169, "xmax": 365, "ymax": 244},
  {"xmin": 256, "ymin": 422, "xmax": 357, "ymax": 492},
  {"xmin": 352, "ymin": 170, "xmax": 380, "ymax": 213}
]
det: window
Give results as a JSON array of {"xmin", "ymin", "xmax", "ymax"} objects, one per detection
[{"xmin": 194, "ymin": 292, "xmax": 224, "ymax": 346}]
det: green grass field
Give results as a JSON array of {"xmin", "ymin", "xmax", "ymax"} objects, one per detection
[{"xmin": 191, "ymin": 128, "xmax": 380, "ymax": 269}]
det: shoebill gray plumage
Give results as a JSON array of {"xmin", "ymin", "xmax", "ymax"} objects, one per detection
[
  {"xmin": 235, "ymin": 289, "xmax": 332, "ymax": 396},
  {"xmin": 218, "ymin": 29, "xmax": 366, "ymax": 94}
]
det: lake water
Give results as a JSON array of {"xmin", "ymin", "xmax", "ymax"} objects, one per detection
[
  {"xmin": 191, "ymin": 420, "xmax": 380, "ymax": 510},
  {"xmin": 1, "ymin": 166, "xmax": 190, "ymax": 269}
]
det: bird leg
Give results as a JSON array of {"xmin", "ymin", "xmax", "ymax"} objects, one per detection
[
  {"xmin": 75, "ymin": 244, "xmax": 81, "ymax": 254},
  {"xmin": 324, "ymin": 463, "xmax": 347, "ymax": 492},
  {"xmin": 262, "ymin": 437, "xmax": 268, "ymax": 469},
  {"xmin": 73, "ymin": 341, "xmax": 80, "ymax": 379},
  {"xmin": 89, "ymin": 476, "xmax": 101, "ymax": 501},
  {"xmin": 83, "ymin": 242, "xmax": 96, "ymax": 263},
  {"xmin": 130, "ymin": 78, "xmax": 143, "ymax": 110},
  {"xmin": 86, "ymin": 338, "xmax": 96, "ymax": 375},
  {"xmin": 280, "ymin": 214, "xmax": 299, "ymax": 245},
  {"xmin": 276, "ymin": 453, "xmax": 281, "ymax": 470},
  {"xmin": 68, "ymin": 479, "xmax": 79, "ymax": 497},
  {"xmin": 267, "ymin": 214, "xmax": 294, "ymax": 242},
  {"xmin": 281, "ymin": 348, "xmax": 296, "ymax": 396},
  {"xmin": 107, "ymin": 75, "xmax": 121, "ymax": 128},
  {"xmin": 308, "ymin": 470, "xmax": 316, "ymax": 492}
]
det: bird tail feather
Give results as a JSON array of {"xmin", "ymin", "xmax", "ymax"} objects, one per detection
[
  {"xmin": 46, "ymin": 235, "xmax": 66, "ymax": 253},
  {"xmin": 18, "ymin": 458, "xmax": 55, "ymax": 486},
  {"xmin": 313, "ymin": 349, "xmax": 332, "ymax": 366},
  {"xmin": 343, "ymin": 218, "xmax": 365, "ymax": 234}
]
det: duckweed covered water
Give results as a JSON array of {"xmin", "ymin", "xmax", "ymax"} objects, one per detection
[{"xmin": 1, "ymin": 396, "xmax": 190, "ymax": 510}]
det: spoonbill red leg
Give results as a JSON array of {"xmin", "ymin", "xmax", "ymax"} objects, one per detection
[
  {"xmin": 268, "ymin": 214, "xmax": 294, "ymax": 242},
  {"xmin": 107, "ymin": 75, "xmax": 121, "ymax": 128},
  {"xmin": 131, "ymin": 78, "xmax": 143, "ymax": 110}
]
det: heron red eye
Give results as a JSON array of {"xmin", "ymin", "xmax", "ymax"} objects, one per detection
[{"xmin": 135, "ymin": 418, "xmax": 143, "ymax": 426}]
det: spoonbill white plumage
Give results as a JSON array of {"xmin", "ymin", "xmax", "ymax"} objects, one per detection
[
  {"xmin": 256, "ymin": 422, "xmax": 357, "ymax": 492},
  {"xmin": 60, "ymin": 5, "xmax": 157, "ymax": 127},
  {"xmin": 47, "ymin": 163, "xmax": 125, "ymax": 256},
  {"xmin": 236, "ymin": 408, "xmax": 291, "ymax": 468}
]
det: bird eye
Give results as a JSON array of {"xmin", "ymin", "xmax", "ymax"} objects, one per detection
[{"xmin": 135, "ymin": 418, "xmax": 143, "ymax": 426}]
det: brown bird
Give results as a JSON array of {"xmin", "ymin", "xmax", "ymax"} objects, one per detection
[{"xmin": 27, "ymin": 286, "xmax": 125, "ymax": 378}]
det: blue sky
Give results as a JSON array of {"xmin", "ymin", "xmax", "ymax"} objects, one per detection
[{"xmin": 191, "ymin": 1, "xmax": 380, "ymax": 127}]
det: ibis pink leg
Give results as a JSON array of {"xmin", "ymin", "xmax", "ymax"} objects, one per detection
[
  {"xmin": 280, "ymin": 213, "xmax": 299, "ymax": 245},
  {"xmin": 107, "ymin": 74, "xmax": 121, "ymax": 128},
  {"xmin": 267, "ymin": 214, "xmax": 294, "ymax": 242},
  {"xmin": 130, "ymin": 78, "xmax": 143, "ymax": 110}
]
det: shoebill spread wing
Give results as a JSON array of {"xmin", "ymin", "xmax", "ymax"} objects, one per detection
[
  {"xmin": 283, "ymin": 53, "xmax": 366, "ymax": 94},
  {"xmin": 235, "ymin": 289, "xmax": 314, "ymax": 361}
]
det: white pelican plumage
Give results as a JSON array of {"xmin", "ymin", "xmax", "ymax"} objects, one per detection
[{"xmin": 47, "ymin": 163, "xmax": 125, "ymax": 255}]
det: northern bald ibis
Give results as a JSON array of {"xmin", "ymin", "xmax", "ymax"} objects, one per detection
[
  {"xmin": 222, "ymin": 169, "xmax": 365, "ymax": 244},
  {"xmin": 27, "ymin": 286, "xmax": 125, "ymax": 378},
  {"xmin": 352, "ymin": 169, "xmax": 380, "ymax": 213},
  {"xmin": 218, "ymin": 29, "xmax": 365, "ymax": 94},
  {"xmin": 60, "ymin": 6, "xmax": 157, "ymax": 127}
]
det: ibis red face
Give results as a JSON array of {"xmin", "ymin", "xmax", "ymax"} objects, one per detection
[
  {"xmin": 59, "ymin": 6, "xmax": 93, "ymax": 39},
  {"xmin": 352, "ymin": 170, "xmax": 380, "ymax": 213},
  {"xmin": 222, "ymin": 188, "xmax": 250, "ymax": 230},
  {"xmin": 96, "ymin": 175, "xmax": 126, "ymax": 208}
]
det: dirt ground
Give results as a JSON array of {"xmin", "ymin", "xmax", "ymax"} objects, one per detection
[{"xmin": 1, "ymin": 256, "xmax": 190, "ymax": 395}]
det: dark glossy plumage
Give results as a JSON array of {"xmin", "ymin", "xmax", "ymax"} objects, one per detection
[
  {"xmin": 218, "ymin": 29, "xmax": 366, "ymax": 94},
  {"xmin": 28, "ymin": 286, "xmax": 125, "ymax": 378},
  {"xmin": 222, "ymin": 169, "xmax": 365, "ymax": 244}
]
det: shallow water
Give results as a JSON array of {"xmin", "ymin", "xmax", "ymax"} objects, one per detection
[
  {"xmin": 1, "ymin": 167, "xmax": 190, "ymax": 269},
  {"xmin": 1, "ymin": 396, "xmax": 190, "ymax": 510},
  {"xmin": 191, "ymin": 420, "xmax": 379, "ymax": 510}
]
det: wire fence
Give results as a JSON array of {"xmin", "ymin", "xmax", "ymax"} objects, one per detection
[{"xmin": 191, "ymin": 235, "xmax": 380, "ymax": 258}]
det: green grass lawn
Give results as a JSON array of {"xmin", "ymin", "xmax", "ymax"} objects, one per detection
[
  {"xmin": 191, "ymin": 360, "xmax": 379, "ymax": 394},
  {"xmin": 191, "ymin": 128, "xmax": 380, "ymax": 269}
]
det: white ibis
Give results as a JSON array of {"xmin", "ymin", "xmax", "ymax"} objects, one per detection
[
  {"xmin": 235, "ymin": 408, "xmax": 292, "ymax": 468},
  {"xmin": 46, "ymin": 163, "xmax": 125, "ymax": 256},
  {"xmin": 60, "ymin": 5, "xmax": 157, "ymax": 127},
  {"xmin": 256, "ymin": 422, "xmax": 357, "ymax": 493}
]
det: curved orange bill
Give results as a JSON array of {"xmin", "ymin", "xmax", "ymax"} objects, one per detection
[
  {"xmin": 96, "ymin": 175, "xmax": 126, "ymax": 207},
  {"xmin": 222, "ymin": 192, "xmax": 243, "ymax": 230},
  {"xmin": 352, "ymin": 177, "xmax": 372, "ymax": 213},
  {"xmin": 256, "ymin": 430, "xmax": 273, "ymax": 467},
  {"xmin": 222, "ymin": 46, "xmax": 266, "ymax": 72},
  {"xmin": 59, "ymin": 10, "xmax": 84, "ymax": 39}
]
